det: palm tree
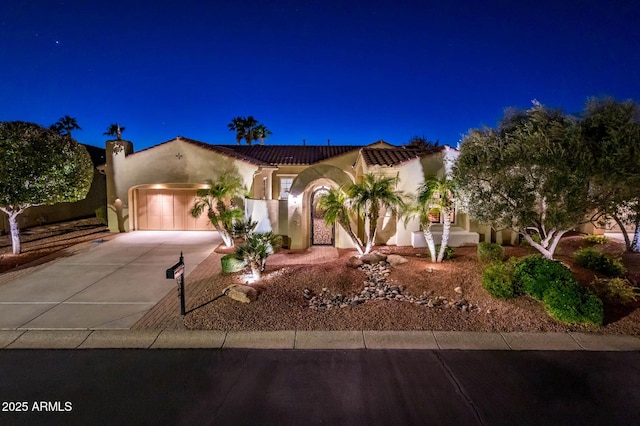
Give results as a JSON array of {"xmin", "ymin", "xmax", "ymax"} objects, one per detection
[
  {"xmin": 317, "ymin": 188, "xmax": 365, "ymax": 254},
  {"xmin": 235, "ymin": 232, "xmax": 282, "ymax": 281},
  {"xmin": 227, "ymin": 117, "xmax": 246, "ymax": 145},
  {"xmin": 104, "ymin": 123, "xmax": 126, "ymax": 140},
  {"xmin": 51, "ymin": 115, "xmax": 81, "ymax": 138},
  {"xmin": 254, "ymin": 124, "xmax": 272, "ymax": 145},
  {"xmin": 191, "ymin": 173, "xmax": 245, "ymax": 247},
  {"xmin": 414, "ymin": 176, "xmax": 457, "ymax": 262},
  {"xmin": 227, "ymin": 116, "xmax": 269, "ymax": 145},
  {"xmin": 348, "ymin": 174, "xmax": 405, "ymax": 254},
  {"xmin": 242, "ymin": 116, "xmax": 259, "ymax": 146}
]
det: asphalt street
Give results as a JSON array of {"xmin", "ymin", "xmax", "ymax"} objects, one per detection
[{"xmin": 1, "ymin": 350, "xmax": 639, "ymax": 425}]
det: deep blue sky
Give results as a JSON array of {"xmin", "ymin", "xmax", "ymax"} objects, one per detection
[{"xmin": 1, "ymin": 0, "xmax": 639, "ymax": 150}]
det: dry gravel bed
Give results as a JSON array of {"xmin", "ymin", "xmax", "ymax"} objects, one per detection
[{"xmin": 183, "ymin": 237, "xmax": 640, "ymax": 334}]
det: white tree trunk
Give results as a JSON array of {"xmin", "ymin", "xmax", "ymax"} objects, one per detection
[
  {"xmin": 422, "ymin": 225, "xmax": 437, "ymax": 263},
  {"xmin": 9, "ymin": 212, "xmax": 21, "ymax": 255},
  {"xmin": 437, "ymin": 209, "xmax": 452, "ymax": 263},
  {"xmin": 632, "ymin": 225, "xmax": 640, "ymax": 253},
  {"xmin": 521, "ymin": 230, "xmax": 566, "ymax": 259}
]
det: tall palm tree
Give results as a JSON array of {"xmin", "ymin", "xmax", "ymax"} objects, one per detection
[
  {"xmin": 51, "ymin": 115, "xmax": 81, "ymax": 138},
  {"xmin": 227, "ymin": 117, "xmax": 246, "ymax": 145},
  {"xmin": 191, "ymin": 173, "xmax": 245, "ymax": 247},
  {"xmin": 348, "ymin": 174, "xmax": 405, "ymax": 254},
  {"xmin": 254, "ymin": 124, "xmax": 272, "ymax": 145},
  {"xmin": 104, "ymin": 123, "xmax": 126, "ymax": 140},
  {"xmin": 317, "ymin": 188, "xmax": 365, "ymax": 254},
  {"xmin": 242, "ymin": 116, "xmax": 259, "ymax": 146},
  {"xmin": 414, "ymin": 176, "xmax": 457, "ymax": 262}
]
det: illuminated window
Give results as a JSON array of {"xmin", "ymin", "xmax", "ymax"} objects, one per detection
[{"xmin": 280, "ymin": 177, "xmax": 293, "ymax": 199}]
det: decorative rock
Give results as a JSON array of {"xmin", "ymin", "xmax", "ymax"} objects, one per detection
[
  {"xmin": 360, "ymin": 252, "xmax": 387, "ymax": 264},
  {"xmin": 386, "ymin": 254, "xmax": 408, "ymax": 266},
  {"xmin": 347, "ymin": 256, "xmax": 364, "ymax": 268},
  {"xmin": 222, "ymin": 284, "xmax": 257, "ymax": 303},
  {"xmin": 454, "ymin": 286, "xmax": 463, "ymax": 294}
]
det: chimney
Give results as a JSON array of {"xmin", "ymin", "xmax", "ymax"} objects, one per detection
[
  {"xmin": 303, "ymin": 139, "xmax": 306, "ymax": 146},
  {"xmin": 327, "ymin": 139, "xmax": 331, "ymax": 146}
]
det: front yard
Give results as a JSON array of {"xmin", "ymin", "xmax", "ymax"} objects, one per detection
[{"xmin": 183, "ymin": 235, "xmax": 640, "ymax": 334}]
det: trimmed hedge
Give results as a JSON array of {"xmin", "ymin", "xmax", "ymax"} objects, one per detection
[
  {"xmin": 493, "ymin": 255, "xmax": 605, "ymax": 326},
  {"xmin": 477, "ymin": 242, "xmax": 504, "ymax": 263},
  {"xmin": 513, "ymin": 256, "xmax": 576, "ymax": 300},
  {"xmin": 574, "ymin": 247, "xmax": 625, "ymax": 277},
  {"xmin": 482, "ymin": 260, "xmax": 519, "ymax": 299},
  {"xmin": 543, "ymin": 281, "xmax": 604, "ymax": 326},
  {"xmin": 221, "ymin": 253, "xmax": 246, "ymax": 273}
]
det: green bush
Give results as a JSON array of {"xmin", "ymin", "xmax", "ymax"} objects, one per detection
[
  {"xmin": 221, "ymin": 254, "xmax": 246, "ymax": 273},
  {"xmin": 583, "ymin": 234, "xmax": 609, "ymax": 245},
  {"xmin": 587, "ymin": 278, "xmax": 639, "ymax": 305},
  {"xmin": 574, "ymin": 247, "xmax": 625, "ymax": 277},
  {"xmin": 513, "ymin": 256, "xmax": 576, "ymax": 300},
  {"xmin": 482, "ymin": 260, "xmax": 520, "ymax": 299},
  {"xmin": 542, "ymin": 281, "xmax": 604, "ymax": 326},
  {"xmin": 477, "ymin": 242, "xmax": 504, "ymax": 263},
  {"xmin": 95, "ymin": 206, "xmax": 108, "ymax": 225},
  {"xmin": 435, "ymin": 245, "xmax": 455, "ymax": 260}
]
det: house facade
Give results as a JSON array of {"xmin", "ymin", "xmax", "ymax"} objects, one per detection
[{"xmin": 104, "ymin": 136, "xmax": 482, "ymax": 249}]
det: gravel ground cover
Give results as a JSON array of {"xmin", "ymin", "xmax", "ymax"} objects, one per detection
[{"xmin": 183, "ymin": 235, "xmax": 640, "ymax": 334}]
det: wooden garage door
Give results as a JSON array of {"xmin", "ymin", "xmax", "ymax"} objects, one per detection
[{"xmin": 137, "ymin": 189, "xmax": 213, "ymax": 230}]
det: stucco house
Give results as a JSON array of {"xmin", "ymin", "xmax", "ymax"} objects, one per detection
[{"xmin": 104, "ymin": 136, "xmax": 482, "ymax": 250}]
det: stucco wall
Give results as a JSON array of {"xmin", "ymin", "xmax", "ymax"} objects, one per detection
[{"xmin": 106, "ymin": 138, "xmax": 258, "ymax": 232}]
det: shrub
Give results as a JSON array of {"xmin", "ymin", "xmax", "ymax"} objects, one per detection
[
  {"xmin": 574, "ymin": 247, "xmax": 625, "ymax": 277},
  {"xmin": 221, "ymin": 254, "xmax": 246, "ymax": 273},
  {"xmin": 95, "ymin": 206, "xmax": 108, "ymax": 225},
  {"xmin": 587, "ymin": 278, "xmax": 639, "ymax": 305},
  {"xmin": 513, "ymin": 256, "xmax": 576, "ymax": 300},
  {"xmin": 482, "ymin": 260, "xmax": 520, "ymax": 299},
  {"xmin": 583, "ymin": 234, "xmax": 609, "ymax": 245},
  {"xmin": 542, "ymin": 281, "xmax": 604, "ymax": 326},
  {"xmin": 435, "ymin": 245, "xmax": 455, "ymax": 260},
  {"xmin": 477, "ymin": 242, "xmax": 504, "ymax": 263}
]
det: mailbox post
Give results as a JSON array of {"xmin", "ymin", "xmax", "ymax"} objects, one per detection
[{"xmin": 166, "ymin": 252, "xmax": 186, "ymax": 315}]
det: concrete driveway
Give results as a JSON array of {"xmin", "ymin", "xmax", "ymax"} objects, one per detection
[{"xmin": 0, "ymin": 231, "xmax": 220, "ymax": 330}]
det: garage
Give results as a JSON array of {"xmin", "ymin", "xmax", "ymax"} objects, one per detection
[{"xmin": 136, "ymin": 188, "xmax": 213, "ymax": 230}]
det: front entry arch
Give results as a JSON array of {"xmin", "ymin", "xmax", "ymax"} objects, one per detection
[{"xmin": 310, "ymin": 188, "xmax": 334, "ymax": 246}]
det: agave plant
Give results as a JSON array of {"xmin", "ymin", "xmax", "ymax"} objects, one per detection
[{"xmin": 235, "ymin": 232, "xmax": 282, "ymax": 281}]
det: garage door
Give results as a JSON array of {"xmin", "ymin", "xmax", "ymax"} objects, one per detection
[{"xmin": 137, "ymin": 189, "xmax": 213, "ymax": 230}]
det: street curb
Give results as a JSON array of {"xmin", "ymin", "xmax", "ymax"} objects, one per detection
[{"xmin": 1, "ymin": 330, "xmax": 640, "ymax": 351}]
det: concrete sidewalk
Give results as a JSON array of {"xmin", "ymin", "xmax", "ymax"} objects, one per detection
[
  {"xmin": 1, "ymin": 329, "xmax": 639, "ymax": 350},
  {"xmin": 0, "ymin": 231, "xmax": 220, "ymax": 330}
]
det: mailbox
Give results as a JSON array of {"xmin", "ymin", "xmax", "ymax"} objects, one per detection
[
  {"xmin": 166, "ymin": 252, "xmax": 186, "ymax": 315},
  {"xmin": 166, "ymin": 261, "xmax": 185, "ymax": 279}
]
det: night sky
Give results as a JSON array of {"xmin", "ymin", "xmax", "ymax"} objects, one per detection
[{"xmin": 1, "ymin": 0, "xmax": 639, "ymax": 150}]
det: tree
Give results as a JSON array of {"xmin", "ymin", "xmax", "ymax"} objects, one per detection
[
  {"xmin": 235, "ymin": 232, "xmax": 282, "ymax": 281},
  {"xmin": 407, "ymin": 135, "xmax": 439, "ymax": 149},
  {"xmin": 579, "ymin": 98, "xmax": 640, "ymax": 252},
  {"xmin": 317, "ymin": 188, "xmax": 366, "ymax": 254},
  {"xmin": 348, "ymin": 174, "xmax": 405, "ymax": 254},
  {"xmin": 0, "ymin": 121, "xmax": 93, "ymax": 254},
  {"xmin": 413, "ymin": 176, "xmax": 457, "ymax": 262},
  {"xmin": 254, "ymin": 124, "xmax": 272, "ymax": 145},
  {"xmin": 50, "ymin": 115, "xmax": 81, "ymax": 138},
  {"xmin": 104, "ymin": 123, "xmax": 126, "ymax": 140},
  {"xmin": 453, "ymin": 102, "xmax": 591, "ymax": 259},
  {"xmin": 227, "ymin": 116, "xmax": 270, "ymax": 145},
  {"xmin": 190, "ymin": 173, "xmax": 245, "ymax": 247}
]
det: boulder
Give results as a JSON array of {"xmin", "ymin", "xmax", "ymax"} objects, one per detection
[
  {"xmin": 386, "ymin": 254, "xmax": 408, "ymax": 266},
  {"xmin": 347, "ymin": 256, "xmax": 364, "ymax": 268},
  {"xmin": 360, "ymin": 252, "xmax": 387, "ymax": 264},
  {"xmin": 223, "ymin": 284, "xmax": 258, "ymax": 303}
]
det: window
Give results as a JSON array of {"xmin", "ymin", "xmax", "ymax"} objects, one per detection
[
  {"xmin": 428, "ymin": 207, "xmax": 456, "ymax": 224},
  {"xmin": 280, "ymin": 177, "xmax": 293, "ymax": 199}
]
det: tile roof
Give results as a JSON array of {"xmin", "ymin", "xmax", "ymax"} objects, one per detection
[
  {"xmin": 216, "ymin": 144, "xmax": 362, "ymax": 165},
  {"xmin": 360, "ymin": 146, "xmax": 444, "ymax": 166}
]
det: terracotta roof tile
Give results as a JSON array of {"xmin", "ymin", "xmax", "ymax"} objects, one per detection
[
  {"xmin": 361, "ymin": 146, "xmax": 444, "ymax": 166},
  {"xmin": 217, "ymin": 144, "xmax": 362, "ymax": 165}
]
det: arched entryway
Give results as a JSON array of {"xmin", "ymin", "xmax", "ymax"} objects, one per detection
[{"xmin": 310, "ymin": 188, "xmax": 334, "ymax": 246}]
